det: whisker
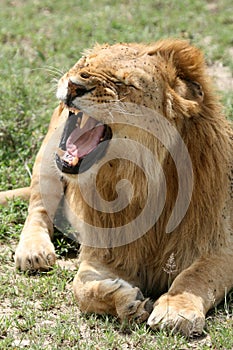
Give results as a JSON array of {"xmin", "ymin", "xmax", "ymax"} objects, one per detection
[
  {"xmin": 31, "ymin": 65, "xmax": 66, "ymax": 79},
  {"xmin": 51, "ymin": 77, "xmax": 59, "ymax": 84},
  {"xmin": 109, "ymin": 100, "xmax": 142, "ymax": 118},
  {"xmin": 46, "ymin": 65, "xmax": 65, "ymax": 75}
]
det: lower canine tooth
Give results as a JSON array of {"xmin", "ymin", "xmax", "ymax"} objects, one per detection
[{"xmin": 71, "ymin": 156, "xmax": 79, "ymax": 166}]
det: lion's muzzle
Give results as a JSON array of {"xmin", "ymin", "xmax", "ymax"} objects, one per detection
[{"xmin": 56, "ymin": 111, "xmax": 112, "ymax": 174}]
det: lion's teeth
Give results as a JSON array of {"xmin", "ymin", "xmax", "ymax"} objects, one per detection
[
  {"xmin": 57, "ymin": 149, "xmax": 79, "ymax": 166},
  {"xmin": 57, "ymin": 148, "xmax": 66, "ymax": 157},
  {"xmin": 71, "ymin": 156, "xmax": 79, "ymax": 166},
  {"xmin": 80, "ymin": 113, "xmax": 89, "ymax": 129}
]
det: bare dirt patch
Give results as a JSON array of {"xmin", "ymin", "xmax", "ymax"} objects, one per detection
[{"xmin": 208, "ymin": 62, "xmax": 233, "ymax": 92}]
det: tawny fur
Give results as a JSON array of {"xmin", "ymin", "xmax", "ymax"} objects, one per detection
[
  {"xmin": 0, "ymin": 187, "xmax": 30, "ymax": 205},
  {"xmin": 1, "ymin": 39, "xmax": 233, "ymax": 337}
]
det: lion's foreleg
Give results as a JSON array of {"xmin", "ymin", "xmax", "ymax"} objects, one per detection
[
  {"xmin": 73, "ymin": 260, "xmax": 153, "ymax": 323},
  {"xmin": 148, "ymin": 253, "xmax": 233, "ymax": 336},
  {"xmin": 15, "ymin": 106, "xmax": 66, "ymax": 271},
  {"xmin": 15, "ymin": 168, "xmax": 61, "ymax": 271}
]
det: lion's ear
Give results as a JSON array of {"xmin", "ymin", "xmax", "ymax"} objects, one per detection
[
  {"xmin": 148, "ymin": 40, "xmax": 206, "ymax": 117},
  {"xmin": 182, "ymin": 79, "xmax": 204, "ymax": 102},
  {"xmin": 174, "ymin": 78, "xmax": 204, "ymax": 103}
]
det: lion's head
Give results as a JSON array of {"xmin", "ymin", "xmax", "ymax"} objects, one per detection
[{"xmin": 55, "ymin": 39, "xmax": 211, "ymax": 175}]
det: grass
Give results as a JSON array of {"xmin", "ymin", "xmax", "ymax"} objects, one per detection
[{"xmin": 0, "ymin": 0, "xmax": 233, "ymax": 348}]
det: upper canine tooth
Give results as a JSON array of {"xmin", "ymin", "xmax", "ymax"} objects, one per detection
[
  {"xmin": 80, "ymin": 113, "xmax": 89, "ymax": 129},
  {"xmin": 56, "ymin": 148, "xmax": 66, "ymax": 157}
]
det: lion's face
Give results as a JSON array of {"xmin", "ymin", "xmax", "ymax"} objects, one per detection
[
  {"xmin": 56, "ymin": 43, "xmax": 165, "ymax": 114},
  {"xmin": 56, "ymin": 44, "xmax": 165, "ymax": 174},
  {"xmin": 55, "ymin": 41, "xmax": 205, "ymax": 174}
]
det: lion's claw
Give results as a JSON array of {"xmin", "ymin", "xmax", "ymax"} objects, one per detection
[
  {"xmin": 15, "ymin": 234, "xmax": 56, "ymax": 271},
  {"xmin": 117, "ymin": 294, "xmax": 153, "ymax": 323}
]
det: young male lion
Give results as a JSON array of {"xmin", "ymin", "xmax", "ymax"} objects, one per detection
[{"xmin": 1, "ymin": 39, "xmax": 233, "ymax": 337}]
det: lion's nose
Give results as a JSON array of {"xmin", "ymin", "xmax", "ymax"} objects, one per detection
[
  {"xmin": 64, "ymin": 80, "xmax": 91, "ymax": 107},
  {"xmin": 68, "ymin": 79, "xmax": 89, "ymax": 98}
]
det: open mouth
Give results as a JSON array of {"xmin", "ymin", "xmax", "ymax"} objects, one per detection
[{"xmin": 56, "ymin": 111, "xmax": 112, "ymax": 174}]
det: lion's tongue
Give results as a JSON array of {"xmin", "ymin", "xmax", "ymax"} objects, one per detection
[{"xmin": 66, "ymin": 116, "xmax": 105, "ymax": 159}]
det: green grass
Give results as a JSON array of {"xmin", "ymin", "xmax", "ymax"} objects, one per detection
[{"xmin": 0, "ymin": 0, "xmax": 233, "ymax": 348}]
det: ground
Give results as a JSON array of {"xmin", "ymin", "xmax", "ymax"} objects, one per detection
[{"xmin": 0, "ymin": 0, "xmax": 232, "ymax": 348}]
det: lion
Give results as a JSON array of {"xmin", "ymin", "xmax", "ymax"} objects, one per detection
[{"xmin": 1, "ymin": 39, "xmax": 233, "ymax": 337}]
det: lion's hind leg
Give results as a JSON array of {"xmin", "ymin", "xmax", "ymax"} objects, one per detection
[{"xmin": 73, "ymin": 260, "xmax": 153, "ymax": 323}]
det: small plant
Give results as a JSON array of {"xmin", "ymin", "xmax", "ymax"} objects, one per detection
[
  {"xmin": 54, "ymin": 231, "xmax": 79, "ymax": 257},
  {"xmin": 163, "ymin": 252, "xmax": 177, "ymax": 289}
]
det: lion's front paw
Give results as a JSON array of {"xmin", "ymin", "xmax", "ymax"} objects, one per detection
[
  {"xmin": 15, "ymin": 232, "xmax": 56, "ymax": 271},
  {"xmin": 116, "ymin": 288, "xmax": 153, "ymax": 323},
  {"xmin": 119, "ymin": 298, "xmax": 153, "ymax": 323},
  {"xmin": 147, "ymin": 293, "xmax": 205, "ymax": 337}
]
